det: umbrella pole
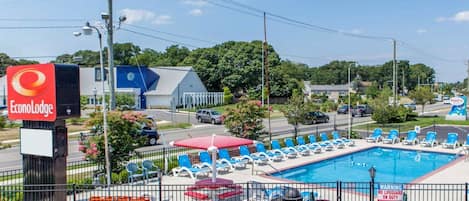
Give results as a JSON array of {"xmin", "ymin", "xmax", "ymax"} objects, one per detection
[{"xmin": 212, "ymin": 150, "xmax": 217, "ymax": 183}]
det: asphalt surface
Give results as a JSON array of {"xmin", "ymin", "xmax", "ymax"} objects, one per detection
[{"xmin": 0, "ymin": 102, "xmax": 451, "ymax": 171}]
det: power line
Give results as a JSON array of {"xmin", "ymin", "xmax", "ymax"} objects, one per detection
[
  {"xmin": 398, "ymin": 41, "xmax": 463, "ymax": 64},
  {"xmin": 120, "ymin": 28, "xmax": 200, "ymax": 49},
  {"xmin": 212, "ymin": 0, "xmax": 394, "ymax": 41},
  {"xmin": 0, "ymin": 18, "xmax": 86, "ymax": 22},
  {"xmin": 0, "ymin": 25, "xmax": 81, "ymax": 30},
  {"xmin": 126, "ymin": 24, "xmax": 218, "ymax": 45}
]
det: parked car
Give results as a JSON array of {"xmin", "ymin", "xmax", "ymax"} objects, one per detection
[
  {"xmin": 337, "ymin": 105, "xmax": 353, "ymax": 114},
  {"xmin": 354, "ymin": 105, "xmax": 373, "ymax": 117},
  {"xmin": 403, "ymin": 103, "xmax": 417, "ymax": 110},
  {"xmin": 0, "ymin": 106, "xmax": 7, "ymax": 117},
  {"xmin": 443, "ymin": 96, "xmax": 451, "ymax": 104},
  {"xmin": 195, "ymin": 109, "xmax": 223, "ymax": 124},
  {"xmin": 303, "ymin": 111, "xmax": 329, "ymax": 125}
]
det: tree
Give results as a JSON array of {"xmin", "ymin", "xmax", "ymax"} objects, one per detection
[
  {"xmin": 281, "ymin": 90, "xmax": 306, "ymax": 139},
  {"xmin": 223, "ymin": 87, "xmax": 233, "ymax": 104},
  {"xmin": 409, "ymin": 86, "xmax": 434, "ymax": 114},
  {"xmin": 115, "ymin": 93, "xmax": 136, "ymax": 108},
  {"xmin": 81, "ymin": 111, "xmax": 147, "ymax": 173},
  {"xmin": 223, "ymin": 97, "xmax": 266, "ymax": 139}
]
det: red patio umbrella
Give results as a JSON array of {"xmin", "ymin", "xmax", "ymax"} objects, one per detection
[{"xmin": 170, "ymin": 134, "xmax": 255, "ymax": 183}]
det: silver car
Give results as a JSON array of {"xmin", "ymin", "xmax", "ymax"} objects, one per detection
[{"xmin": 195, "ymin": 109, "xmax": 223, "ymax": 124}]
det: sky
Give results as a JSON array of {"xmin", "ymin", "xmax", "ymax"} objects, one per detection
[{"xmin": 1, "ymin": 0, "xmax": 469, "ymax": 82}]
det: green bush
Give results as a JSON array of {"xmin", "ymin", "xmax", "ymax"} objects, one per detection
[
  {"xmin": 119, "ymin": 169, "xmax": 129, "ymax": 184},
  {"xmin": 223, "ymin": 87, "xmax": 234, "ymax": 105},
  {"xmin": 372, "ymin": 105, "xmax": 414, "ymax": 124},
  {"xmin": 111, "ymin": 172, "xmax": 121, "ymax": 184},
  {"xmin": 320, "ymin": 101, "xmax": 338, "ymax": 112},
  {"xmin": 0, "ymin": 116, "xmax": 6, "ymax": 128}
]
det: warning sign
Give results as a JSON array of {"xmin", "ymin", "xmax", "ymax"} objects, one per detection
[{"xmin": 377, "ymin": 184, "xmax": 403, "ymax": 201}]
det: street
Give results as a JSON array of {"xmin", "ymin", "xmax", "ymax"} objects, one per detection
[{"xmin": 0, "ymin": 102, "xmax": 450, "ymax": 171}]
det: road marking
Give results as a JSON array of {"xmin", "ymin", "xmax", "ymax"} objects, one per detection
[{"xmin": 192, "ymin": 124, "xmax": 215, "ymax": 128}]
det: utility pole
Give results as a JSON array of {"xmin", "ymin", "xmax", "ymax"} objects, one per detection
[
  {"xmin": 402, "ymin": 69, "xmax": 405, "ymax": 96},
  {"xmin": 264, "ymin": 12, "xmax": 271, "ymax": 146},
  {"xmin": 392, "ymin": 39, "xmax": 397, "ymax": 106},
  {"xmin": 107, "ymin": 0, "xmax": 116, "ymax": 110},
  {"xmin": 261, "ymin": 39, "xmax": 265, "ymax": 106}
]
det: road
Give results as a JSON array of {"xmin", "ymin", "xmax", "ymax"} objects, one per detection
[{"xmin": 0, "ymin": 102, "xmax": 450, "ymax": 171}]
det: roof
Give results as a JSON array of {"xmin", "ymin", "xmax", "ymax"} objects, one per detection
[{"xmin": 144, "ymin": 66, "xmax": 193, "ymax": 95}]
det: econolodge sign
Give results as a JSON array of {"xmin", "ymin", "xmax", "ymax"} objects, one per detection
[
  {"xmin": 450, "ymin": 97, "xmax": 464, "ymax": 106},
  {"xmin": 7, "ymin": 64, "xmax": 57, "ymax": 121}
]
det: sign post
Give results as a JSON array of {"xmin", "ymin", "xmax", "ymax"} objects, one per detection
[{"xmin": 7, "ymin": 63, "xmax": 80, "ymax": 200}]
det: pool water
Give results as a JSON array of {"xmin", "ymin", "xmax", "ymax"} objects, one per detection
[{"xmin": 273, "ymin": 147, "xmax": 459, "ymax": 183}]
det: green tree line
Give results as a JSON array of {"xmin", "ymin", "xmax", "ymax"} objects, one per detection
[{"xmin": 1, "ymin": 40, "xmax": 436, "ymax": 97}]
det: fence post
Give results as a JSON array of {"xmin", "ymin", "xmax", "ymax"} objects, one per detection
[
  {"xmin": 369, "ymin": 181, "xmax": 374, "ymax": 201},
  {"xmin": 316, "ymin": 126, "xmax": 319, "ymax": 136},
  {"xmin": 72, "ymin": 183, "xmax": 76, "ymax": 201},
  {"xmin": 246, "ymin": 182, "xmax": 250, "ymax": 200},
  {"xmin": 464, "ymin": 182, "xmax": 468, "ymax": 201},
  {"xmin": 158, "ymin": 170, "xmax": 163, "ymax": 201},
  {"xmin": 336, "ymin": 181, "xmax": 341, "ymax": 201},
  {"xmin": 433, "ymin": 120, "xmax": 436, "ymax": 132},
  {"xmin": 163, "ymin": 147, "xmax": 167, "ymax": 175}
]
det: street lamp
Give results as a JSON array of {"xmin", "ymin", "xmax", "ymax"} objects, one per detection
[
  {"xmin": 74, "ymin": 21, "xmax": 111, "ymax": 187},
  {"xmin": 368, "ymin": 166, "xmax": 376, "ymax": 183},
  {"xmin": 348, "ymin": 62, "xmax": 355, "ymax": 139},
  {"xmin": 92, "ymin": 87, "xmax": 97, "ymax": 112}
]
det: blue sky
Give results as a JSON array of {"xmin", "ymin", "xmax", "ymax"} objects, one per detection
[{"xmin": 1, "ymin": 0, "xmax": 469, "ymax": 82}]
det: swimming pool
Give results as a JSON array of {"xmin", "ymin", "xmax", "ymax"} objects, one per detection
[{"xmin": 272, "ymin": 147, "xmax": 459, "ymax": 183}]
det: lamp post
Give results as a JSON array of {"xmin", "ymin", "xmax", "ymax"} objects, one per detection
[
  {"xmin": 369, "ymin": 166, "xmax": 376, "ymax": 200},
  {"xmin": 92, "ymin": 87, "xmax": 97, "ymax": 112},
  {"xmin": 348, "ymin": 62, "xmax": 355, "ymax": 139},
  {"xmin": 74, "ymin": 22, "xmax": 111, "ymax": 187}
]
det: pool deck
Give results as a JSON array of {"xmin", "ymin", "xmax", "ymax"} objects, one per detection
[{"xmin": 160, "ymin": 139, "xmax": 469, "ymax": 185}]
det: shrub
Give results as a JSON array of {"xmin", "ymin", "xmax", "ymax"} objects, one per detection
[
  {"xmin": 223, "ymin": 87, "xmax": 234, "ymax": 104},
  {"xmin": 0, "ymin": 116, "xmax": 6, "ymax": 128}
]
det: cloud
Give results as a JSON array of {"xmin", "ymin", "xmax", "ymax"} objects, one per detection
[
  {"xmin": 416, "ymin": 29, "xmax": 427, "ymax": 34},
  {"xmin": 437, "ymin": 11, "xmax": 469, "ymax": 22},
  {"xmin": 189, "ymin": 9, "xmax": 203, "ymax": 16},
  {"xmin": 120, "ymin": 8, "xmax": 172, "ymax": 25},
  {"xmin": 153, "ymin": 15, "xmax": 172, "ymax": 25},
  {"xmin": 120, "ymin": 9, "xmax": 156, "ymax": 24},
  {"xmin": 182, "ymin": 0, "xmax": 208, "ymax": 7}
]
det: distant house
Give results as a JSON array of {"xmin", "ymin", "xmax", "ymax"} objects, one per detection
[{"xmin": 303, "ymin": 81, "xmax": 348, "ymax": 102}]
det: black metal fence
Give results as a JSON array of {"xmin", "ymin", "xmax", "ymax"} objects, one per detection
[{"xmin": 0, "ymin": 182, "xmax": 467, "ymax": 201}]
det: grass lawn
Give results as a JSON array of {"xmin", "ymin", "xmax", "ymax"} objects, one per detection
[{"xmin": 354, "ymin": 116, "xmax": 469, "ymax": 132}]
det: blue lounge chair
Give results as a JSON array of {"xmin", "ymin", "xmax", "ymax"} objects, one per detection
[
  {"xmin": 255, "ymin": 143, "xmax": 285, "ymax": 161},
  {"xmin": 366, "ymin": 128, "xmax": 383, "ymax": 143},
  {"xmin": 271, "ymin": 139, "xmax": 299, "ymax": 158},
  {"xmin": 308, "ymin": 134, "xmax": 334, "ymax": 151},
  {"xmin": 402, "ymin": 130, "xmax": 419, "ymax": 145},
  {"xmin": 218, "ymin": 148, "xmax": 247, "ymax": 169},
  {"xmin": 320, "ymin": 132, "xmax": 345, "ymax": 149},
  {"xmin": 284, "ymin": 138, "xmax": 310, "ymax": 156},
  {"xmin": 249, "ymin": 181, "xmax": 319, "ymax": 201},
  {"xmin": 301, "ymin": 191, "xmax": 320, "ymax": 201},
  {"xmin": 142, "ymin": 160, "xmax": 160, "ymax": 181},
  {"xmin": 199, "ymin": 151, "xmax": 233, "ymax": 172},
  {"xmin": 296, "ymin": 136, "xmax": 322, "ymax": 153},
  {"xmin": 382, "ymin": 129, "xmax": 400, "ymax": 144},
  {"xmin": 442, "ymin": 133, "xmax": 458, "ymax": 149},
  {"xmin": 332, "ymin": 131, "xmax": 355, "ymax": 146},
  {"xmin": 126, "ymin": 162, "xmax": 144, "ymax": 184},
  {"xmin": 172, "ymin": 154, "xmax": 210, "ymax": 179},
  {"xmin": 239, "ymin": 145, "xmax": 269, "ymax": 165},
  {"xmin": 464, "ymin": 134, "xmax": 469, "ymax": 149},
  {"xmin": 420, "ymin": 131, "xmax": 438, "ymax": 147}
]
